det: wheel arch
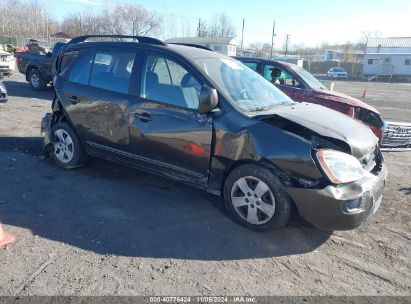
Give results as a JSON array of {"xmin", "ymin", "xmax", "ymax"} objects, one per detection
[
  {"xmin": 219, "ymin": 158, "xmax": 292, "ymax": 198},
  {"xmin": 25, "ymin": 65, "xmax": 39, "ymax": 81}
]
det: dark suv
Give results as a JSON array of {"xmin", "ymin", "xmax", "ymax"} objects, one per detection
[{"xmin": 42, "ymin": 35, "xmax": 387, "ymax": 230}]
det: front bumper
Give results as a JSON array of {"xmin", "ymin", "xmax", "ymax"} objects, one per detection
[
  {"xmin": 0, "ymin": 64, "xmax": 15, "ymax": 74},
  {"xmin": 0, "ymin": 84, "xmax": 7, "ymax": 102},
  {"xmin": 286, "ymin": 159, "xmax": 387, "ymax": 230}
]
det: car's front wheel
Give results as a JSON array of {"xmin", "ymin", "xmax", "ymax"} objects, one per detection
[
  {"xmin": 50, "ymin": 122, "xmax": 87, "ymax": 169},
  {"xmin": 224, "ymin": 164, "xmax": 292, "ymax": 230}
]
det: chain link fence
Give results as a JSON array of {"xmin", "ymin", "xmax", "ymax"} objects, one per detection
[{"xmin": 0, "ymin": 34, "xmax": 67, "ymax": 50}]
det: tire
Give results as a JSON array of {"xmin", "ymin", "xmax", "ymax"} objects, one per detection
[
  {"xmin": 224, "ymin": 164, "xmax": 292, "ymax": 230},
  {"xmin": 50, "ymin": 122, "xmax": 87, "ymax": 169},
  {"xmin": 28, "ymin": 69, "xmax": 47, "ymax": 91}
]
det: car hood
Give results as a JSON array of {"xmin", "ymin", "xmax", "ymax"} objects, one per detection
[
  {"xmin": 0, "ymin": 50, "xmax": 11, "ymax": 56},
  {"xmin": 256, "ymin": 103, "xmax": 378, "ymax": 159},
  {"xmin": 310, "ymin": 88, "xmax": 379, "ymax": 114}
]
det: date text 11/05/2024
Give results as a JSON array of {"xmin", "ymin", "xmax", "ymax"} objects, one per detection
[{"xmin": 149, "ymin": 296, "xmax": 256, "ymax": 303}]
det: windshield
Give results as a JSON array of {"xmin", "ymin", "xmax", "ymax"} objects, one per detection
[
  {"xmin": 193, "ymin": 57, "xmax": 293, "ymax": 113},
  {"xmin": 334, "ymin": 68, "xmax": 345, "ymax": 72},
  {"xmin": 290, "ymin": 65, "xmax": 327, "ymax": 90}
]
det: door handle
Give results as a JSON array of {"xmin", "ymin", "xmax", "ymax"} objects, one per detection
[
  {"xmin": 67, "ymin": 96, "xmax": 79, "ymax": 104},
  {"xmin": 134, "ymin": 112, "xmax": 152, "ymax": 122}
]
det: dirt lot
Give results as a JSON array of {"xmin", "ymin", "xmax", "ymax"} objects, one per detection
[{"xmin": 0, "ymin": 74, "xmax": 410, "ymax": 296}]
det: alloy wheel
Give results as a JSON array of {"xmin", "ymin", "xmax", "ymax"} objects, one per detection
[
  {"xmin": 31, "ymin": 73, "xmax": 40, "ymax": 88},
  {"xmin": 230, "ymin": 176, "xmax": 276, "ymax": 225},
  {"xmin": 53, "ymin": 129, "xmax": 74, "ymax": 163}
]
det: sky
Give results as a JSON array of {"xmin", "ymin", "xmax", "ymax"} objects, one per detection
[{"xmin": 46, "ymin": 0, "xmax": 411, "ymax": 48}]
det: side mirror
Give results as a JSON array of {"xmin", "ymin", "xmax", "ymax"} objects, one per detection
[{"xmin": 198, "ymin": 85, "xmax": 218, "ymax": 115}]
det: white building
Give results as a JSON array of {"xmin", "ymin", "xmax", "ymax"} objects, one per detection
[
  {"xmin": 165, "ymin": 37, "xmax": 237, "ymax": 56},
  {"xmin": 363, "ymin": 37, "xmax": 411, "ymax": 80},
  {"xmin": 274, "ymin": 55, "xmax": 304, "ymax": 67}
]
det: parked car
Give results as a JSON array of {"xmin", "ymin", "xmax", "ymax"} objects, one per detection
[
  {"xmin": 0, "ymin": 73, "xmax": 8, "ymax": 102},
  {"xmin": 327, "ymin": 67, "xmax": 349, "ymax": 79},
  {"xmin": 16, "ymin": 42, "xmax": 64, "ymax": 90},
  {"xmin": 234, "ymin": 57, "xmax": 384, "ymax": 141},
  {"xmin": 0, "ymin": 49, "xmax": 15, "ymax": 76},
  {"xmin": 16, "ymin": 51, "xmax": 52, "ymax": 90},
  {"xmin": 42, "ymin": 35, "xmax": 387, "ymax": 231}
]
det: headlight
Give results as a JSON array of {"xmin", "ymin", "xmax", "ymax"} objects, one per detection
[{"xmin": 316, "ymin": 150, "xmax": 365, "ymax": 184}]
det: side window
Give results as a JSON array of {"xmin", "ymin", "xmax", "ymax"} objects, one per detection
[
  {"xmin": 67, "ymin": 49, "xmax": 94, "ymax": 85},
  {"xmin": 141, "ymin": 54, "xmax": 202, "ymax": 110},
  {"xmin": 58, "ymin": 51, "xmax": 79, "ymax": 76},
  {"xmin": 368, "ymin": 59, "xmax": 374, "ymax": 65},
  {"xmin": 263, "ymin": 64, "xmax": 302, "ymax": 88},
  {"xmin": 89, "ymin": 50, "xmax": 136, "ymax": 94},
  {"xmin": 242, "ymin": 61, "xmax": 258, "ymax": 71}
]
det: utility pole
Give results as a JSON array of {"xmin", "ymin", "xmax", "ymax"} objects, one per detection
[
  {"xmin": 270, "ymin": 20, "xmax": 276, "ymax": 59},
  {"xmin": 197, "ymin": 18, "xmax": 201, "ymax": 37},
  {"xmin": 284, "ymin": 34, "xmax": 291, "ymax": 56},
  {"xmin": 240, "ymin": 18, "xmax": 245, "ymax": 52}
]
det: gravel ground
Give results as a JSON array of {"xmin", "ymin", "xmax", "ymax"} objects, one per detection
[{"xmin": 0, "ymin": 74, "xmax": 410, "ymax": 296}]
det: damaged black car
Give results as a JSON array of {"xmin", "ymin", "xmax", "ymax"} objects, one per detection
[{"xmin": 42, "ymin": 35, "xmax": 387, "ymax": 230}]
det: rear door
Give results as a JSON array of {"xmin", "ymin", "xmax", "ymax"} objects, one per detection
[
  {"xmin": 60, "ymin": 47, "xmax": 138, "ymax": 152},
  {"xmin": 126, "ymin": 51, "xmax": 213, "ymax": 184}
]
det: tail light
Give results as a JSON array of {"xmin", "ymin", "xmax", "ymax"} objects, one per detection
[{"xmin": 16, "ymin": 54, "xmax": 20, "ymax": 65}]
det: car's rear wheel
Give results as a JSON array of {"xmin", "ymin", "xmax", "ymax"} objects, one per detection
[
  {"xmin": 28, "ymin": 69, "xmax": 47, "ymax": 91},
  {"xmin": 50, "ymin": 122, "xmax": 86, "ymax": 169},
  {"xmin": 224, "ymin": 164, "xmax": 292, "ymax": 230}
]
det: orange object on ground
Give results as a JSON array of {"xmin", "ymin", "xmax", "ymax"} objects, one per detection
[
  {"xmin": 362, "ymin": 89, "xmax": 367, "ymax": 98},
  {"xmin": 0, "ymin": 223, "xmax": 15, "ymax": 247}
]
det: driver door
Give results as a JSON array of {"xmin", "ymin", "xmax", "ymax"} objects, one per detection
[{"xmin": 127, "ymin": 52, "xmax": 213, "ymax": 185}]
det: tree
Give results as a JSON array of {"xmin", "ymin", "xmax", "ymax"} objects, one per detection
[
  {"xmin": 209, "ymin": 13, "xmax": 236, "ymax": 37},
  {"xmin": 197, "ymin": 18, "xmax": 208, "ymax": 37},
  {"xmin": 59, "ymin": 3, "xmax": 160, "ymax": 37}
]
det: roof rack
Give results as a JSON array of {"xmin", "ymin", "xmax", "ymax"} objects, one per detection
[
  {"xmin": 68, "ymin": 35, "xmax": 166, "ymax": 46},
  {"xmin": 167, "ymin": 43, "xmax": 212, "ymax": 51}
]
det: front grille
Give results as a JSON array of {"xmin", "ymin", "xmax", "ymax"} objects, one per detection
[{"xmin": 382, "ymin": 121, "xmax": 411, "ymax": 147}]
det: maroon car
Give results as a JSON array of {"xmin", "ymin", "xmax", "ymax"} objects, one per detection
[{"xmin": 234, "ymin": 57, "xmax": 384, "ymax": 142}]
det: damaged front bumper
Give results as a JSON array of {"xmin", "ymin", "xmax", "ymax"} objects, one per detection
[{"xmin": 286, "ymin": 160, "xmax": 387, "ymax": 230}]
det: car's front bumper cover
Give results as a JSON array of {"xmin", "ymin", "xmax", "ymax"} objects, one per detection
[
  {"xmin": 0, "ymin": 84, "xmax": 7, "ymax": 102},
  {"xmin": 286, "ymin": 160, "xmax": 387, "ymax": 230}
]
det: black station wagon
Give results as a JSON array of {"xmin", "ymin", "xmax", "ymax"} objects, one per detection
[{"xmin": 42, "ymin": 35, "xmax": 387, "ymax": 230}]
